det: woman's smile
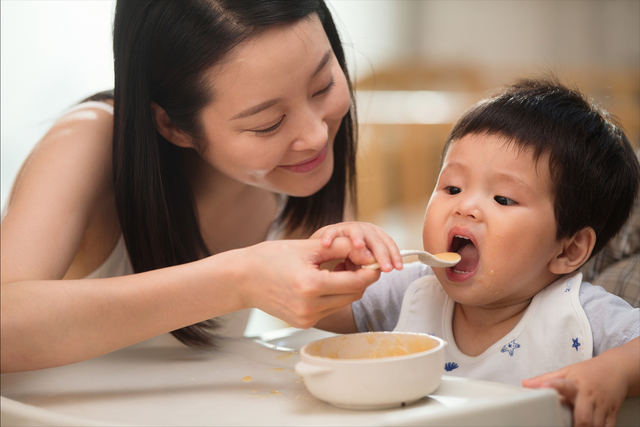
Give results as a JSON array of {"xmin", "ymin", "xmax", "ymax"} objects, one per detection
[{"xmin": 280, "ymin": 142, "xmax": 329, "ymax": 173}]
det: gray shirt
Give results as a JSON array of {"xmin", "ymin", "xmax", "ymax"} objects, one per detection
[{"xmin": 352, "ymin": 263, "xmax": 640, "ymax": 356}]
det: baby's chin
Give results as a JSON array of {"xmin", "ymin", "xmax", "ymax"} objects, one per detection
[{"xmin": 434, "ymin": 264, "xmax": 497, "ymax": 290}]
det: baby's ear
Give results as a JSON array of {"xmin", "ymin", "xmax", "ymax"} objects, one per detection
[
  {"xmin": 548, "ymin": 227, "xmax": 596, "ymax": 274},
  {"xmin": 150, "ymin": 102, "xmax": 193, "ymax": 148}
]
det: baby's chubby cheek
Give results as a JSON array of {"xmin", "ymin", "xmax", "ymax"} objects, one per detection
[{"xmin": 421, "ymin": 224, "xmax": 445, "ymax": 254}]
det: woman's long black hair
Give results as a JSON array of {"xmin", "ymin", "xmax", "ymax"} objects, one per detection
[{"xmin": 109, "ymin": 0, "xmax": 357, "ymax": 348}]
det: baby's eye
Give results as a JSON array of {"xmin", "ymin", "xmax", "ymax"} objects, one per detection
[
  {"xmin": 252, "ymin": 116, "xmax": 285, "ymax": 136},
  {"xmin": 494, "ymin": 195, "xmax": 516, "ymax": 206},
  {"xmin": 445, "ymin": 186, "xmax": 461, "ymax": 195}
]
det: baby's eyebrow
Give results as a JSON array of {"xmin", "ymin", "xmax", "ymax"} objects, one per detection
[
  {"xmin": 440, "ymin": 161, "xmax": 466, "ymax": 174},
  {"xmin": 493, "ymin": 172, "xmax": 536, "ymax": 194}
]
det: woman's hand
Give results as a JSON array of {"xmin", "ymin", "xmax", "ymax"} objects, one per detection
[
  {"xmin": 523, "ymin": 338, "xmax": 639, "ymax": 426},
  {"xmin": 239, "ymin": 237, "xmax": 383, "ymax": 329},
  {"xmin": 310, "ymin": 222, "xmax": 403, "ymax": 272}
]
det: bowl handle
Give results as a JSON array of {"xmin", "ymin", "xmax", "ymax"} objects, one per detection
[{"xmin": 295, "ymin": 361, "xmax": 332, "ymax": 377}]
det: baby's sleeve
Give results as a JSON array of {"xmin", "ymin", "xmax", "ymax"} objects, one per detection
[
  {"xmin": 352, "ymin": 262, "xmax": 432, "ymax": 333},
  {"xmin": 580, "ymin": 282, "xmax": 640, "ymax": 356}
]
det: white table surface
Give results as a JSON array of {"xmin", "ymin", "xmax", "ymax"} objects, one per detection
[{"xmin": 1, "ymin": 328, "xmax": 637, "ymax": 426}]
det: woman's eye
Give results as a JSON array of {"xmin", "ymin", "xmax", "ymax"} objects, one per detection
[
  {"xmin": 494, "ymin": 195, "xmax": 516, "ymax": 206},
  {"xmin": 313, "ymin": 76, "xmax": 335, "ymax": 97},
  {"xmin": 445, "ymin": 186, "xmax": 461, "ymax": 195},
  {"xmin": 252, "ymin": 116, "xmax": 285, "ymax": 136}
]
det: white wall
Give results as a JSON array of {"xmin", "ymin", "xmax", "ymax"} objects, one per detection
[{"xmin": 1, "ymin": 0, "xmax": 116, "ymax": 209}]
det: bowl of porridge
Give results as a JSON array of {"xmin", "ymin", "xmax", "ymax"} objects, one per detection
[{"xmin": 295, "ymin": 332, "xmax": 446, "ymax": 410}]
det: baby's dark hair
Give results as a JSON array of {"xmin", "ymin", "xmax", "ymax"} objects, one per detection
[{"xmin": 442, "ymin": 76, "xmax": 640, "ymax": 256}]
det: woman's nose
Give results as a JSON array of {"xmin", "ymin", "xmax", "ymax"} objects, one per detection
[{"xmin": 290, "ymin": 107, "xmax": 328, "ymax": 151}]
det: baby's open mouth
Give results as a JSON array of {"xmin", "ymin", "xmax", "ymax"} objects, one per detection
[{"xmin": 449, "ymin": 235, "xmax": 479, "ymax": 273}]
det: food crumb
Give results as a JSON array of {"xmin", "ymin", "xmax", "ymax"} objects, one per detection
[
  {"xmin": 271, "ymin": 390, "xmax": 282, "ymax": 396},
  {"xmin": 269, "ymin": 368, "xmax": 285, "ymax": 372},
  {"xmin": 276, "ymin": 351, "xmax": 296, "ymax": 361},
  {"xmin": 241, "ymin": 376, "xmax": 253, "ymax": 382}
]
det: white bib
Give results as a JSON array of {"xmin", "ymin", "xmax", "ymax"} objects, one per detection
[{"xmin": 393, "ymin": 271, "xmax": 593, "ymax": 386}]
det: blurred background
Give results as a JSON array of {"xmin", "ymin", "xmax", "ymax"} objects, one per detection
[{"xmin": 2, "ymin": 1, "xmax": 639, "ymax": 331}]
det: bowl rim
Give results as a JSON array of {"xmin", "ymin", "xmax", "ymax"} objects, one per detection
[{"xmin": 299, "ymin": 331, "xmax": 446, "ymax": 364}]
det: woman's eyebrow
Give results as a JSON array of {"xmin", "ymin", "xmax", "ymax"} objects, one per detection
[
  {"xmin": 231, "ymin": 98, "xmax": 282, "ymax": 120},
  {"xmin": 230, "ymin": 49, "xmax": 333, "ymax": 121},
  {"xmin": 312, "ymin": 49, "xmax": 333, "ymax": 77}
]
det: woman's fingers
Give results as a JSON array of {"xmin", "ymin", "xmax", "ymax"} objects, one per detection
[
  {"xmin": 318, "ymin": 223, "xmax": 366, "ymax": 249},
  {"xmin": 244, "ymin": 238, "xmax": 380, "ymax": 329},
  {"xmin": 313, "ymin": 222, "xmax": 403, "ymax": 271},
  {"xmin": 268, "ymin": 273, "xmax": 372, "ymax": 329},
  {"xmin": 362, "ymin": 229, "xmax": 403, "ymax": 271}
]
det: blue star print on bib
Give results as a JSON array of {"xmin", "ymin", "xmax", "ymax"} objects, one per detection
[
  {"xmin": 444, "ymin": 362, "xmax": 459, "ymax": 372},
  {"xmin": 572, "ymin": 337, "xmax": 581, "ymax": 351},
  {"xmin": 501, "ymin": 339, "xmax": 521, "ymax": 357}
]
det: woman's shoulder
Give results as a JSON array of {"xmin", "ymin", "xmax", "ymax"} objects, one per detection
[
  {"xmin": 37, "ymin": 99, "xmax": 116, "ymax": 190},
  {"xmin": 7, "ymin": 98, "xmax": 116, "ymax": 207},
  {"xmin": 55, "ymin": 99, "xmax": 114, "ymax": 134},
  {"xmin": 38, "ymin": 99, "xmax": 115, "ymax": 159}
]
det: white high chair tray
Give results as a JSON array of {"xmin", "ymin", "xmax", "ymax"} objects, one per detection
[{"xmin": 0, "ymin": 328, "xmax": 589, "ymax": 426}]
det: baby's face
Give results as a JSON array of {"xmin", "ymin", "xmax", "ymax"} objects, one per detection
[{"xmin": 422, "ymin": 133, "xmax": 564, "ymax": 308}]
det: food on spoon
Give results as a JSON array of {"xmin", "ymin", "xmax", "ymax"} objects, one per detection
[{"xmin": 433, "ymin": 252, "xmax": 461, "ymax": 263}]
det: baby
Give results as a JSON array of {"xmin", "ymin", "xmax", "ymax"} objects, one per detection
[{"xmin": 313, "ymin": 77, "xmax": 640, "ymax": 426}]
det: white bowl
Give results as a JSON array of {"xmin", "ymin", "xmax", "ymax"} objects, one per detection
[{"xmin": 295, "ymin": 332, "xmax": 446, "ymax": 410}]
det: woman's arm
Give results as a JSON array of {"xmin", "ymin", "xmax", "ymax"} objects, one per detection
[{"xmin": 1, "ymin": 237, "xmax": 377, "ymax": 373}]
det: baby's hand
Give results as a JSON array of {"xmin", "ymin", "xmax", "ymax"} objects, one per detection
[
  {"xmin": 311, "ymin": 222, "xmax": 403, "ymax": 272},
  {"xmin": 523, "ymin": 356, "xmax": 628, "ymax": 426}
]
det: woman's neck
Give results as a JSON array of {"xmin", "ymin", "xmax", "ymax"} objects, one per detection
[{"xmin": 184, "ymin": 150, "xmax": 279, "ymax": 255}]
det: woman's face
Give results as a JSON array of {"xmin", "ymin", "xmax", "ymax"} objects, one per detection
[{"xmin": 196, "ymin": 14, "xmax": 351, "ymax": 197}]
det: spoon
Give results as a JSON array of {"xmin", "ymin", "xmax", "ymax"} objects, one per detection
[{"xmin": 362, "ymin": 249, "xmax": 461, "ymax": 270}]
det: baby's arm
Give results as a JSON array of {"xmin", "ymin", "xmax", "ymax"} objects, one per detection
[
  {"xmin": 311, "ymin": 221, "xmax": 404, "ymax": 273},
  {"xmin": 314, "ymin": 305, "xmax": 358, "ymax": 334},
  {"xmin": 523, "ymin": 336, "xmax": 639, "ymax": 427}
]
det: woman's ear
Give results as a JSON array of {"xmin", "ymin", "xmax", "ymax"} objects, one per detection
[
  {"xmin": 548, "ymin": 227, "xmax": 596, "ymax": 275},
  {"xmin": 150, "ymin": 102, "xmax": 193, "ymax": 148}
]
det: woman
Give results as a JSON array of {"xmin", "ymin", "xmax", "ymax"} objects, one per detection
[{"xmin": 1, "ymin": 0, "xmax": 402, "ymax": 373}]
